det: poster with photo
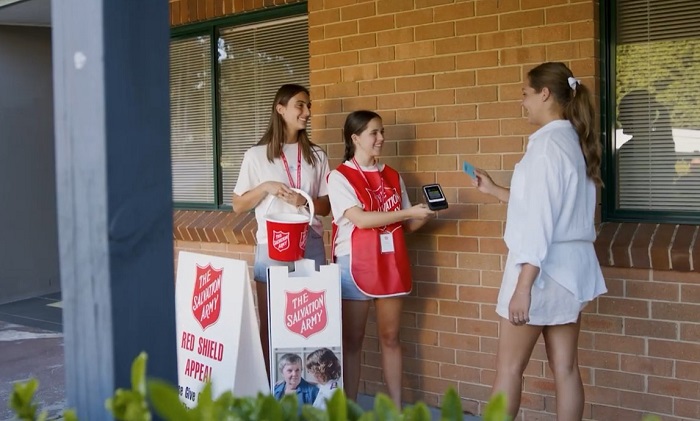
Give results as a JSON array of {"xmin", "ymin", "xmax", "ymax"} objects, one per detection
[
  {"xmin": 268, "ymin": 259, "xmax": 343, "ymax": 409},
  {"xmin": 175, "ymin": 251, "xmax": 268, "ymax": 408},
  {"xmin": 272, "ymin": 346, "xmax": 342, "ymax": 409}
]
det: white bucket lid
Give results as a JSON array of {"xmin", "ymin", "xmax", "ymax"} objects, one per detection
[
  {"xmin": 265, "ymin": 213, "xmax": 309, "ymax": 224},
  {"xmin": 263, "ymin": 188, "xmax": 315, "ymax": 226}
]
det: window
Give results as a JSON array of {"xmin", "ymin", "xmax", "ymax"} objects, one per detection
[
  {"xmin": 171, "ymin": 36, "xmax": 215, "ymax": 205},
  {"xmin": 602, "ymin": 0, "xmax": 700, "ymax": 223},
  {"xmin": 170, "ymin": 5, "xmax": 309, "ymax": 208}
]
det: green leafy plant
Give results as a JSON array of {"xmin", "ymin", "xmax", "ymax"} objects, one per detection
[
  {"xmin": 7, "ymin": 352, "xmax": 662, "ymax": 421},
  {"xmin": 105, "ymin": 351, "xmax": 151, "ymax": 421},
  {"xmin": 482, "ymin": 393, "xmax": 508, "ymax": 421},
  {"xmin": 9, "ymin": 378, "xmax": 77, "ymax": 421},
  {"xmin": 9, "ymin": 379, "xmax": 46, "ymax": 421},
  {"xmin": 104, "ymin": 352, "xmax": 442, "ymax": 421}
]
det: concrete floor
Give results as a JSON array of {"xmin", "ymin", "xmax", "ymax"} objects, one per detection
[{"xmin": 0, "ymin": 292, "xmax": 64, "ymax": 421}]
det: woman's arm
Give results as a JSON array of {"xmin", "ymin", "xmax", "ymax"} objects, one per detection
[
  {"xmin": 508, "ymin": 263, "xmax": 540, "ymax": 325},
  {"xmin": 489, "ymin": 185, "xmax": 510, "ymax": 203},
  {"xmin": 471, "ymin": 168, "xmax": 510, "ymax": 203},
  {"xmin": 231, "ymin": 181, "xmax": 293, "ymax": 214},
  {"xmin": 343, "ymin": 204, "xmax": 434, "ymax": 230},
  {"xmin": 274, "ymin": 191, "xmax": 330, "ymax": 216},
  {"xmin": 312, "ymin": 195, "xmax": 331, "ymax": 217},
  {"xmin": 313, "ymin": 149, "xmax": 332, "ymax": 217},
  {"xmin": 515, "ymin": 263, "xmax": 539, "ymax": 293},
  {"xmin": 403, "ymin": 216, "xmax": 430, "ymax": 234}
]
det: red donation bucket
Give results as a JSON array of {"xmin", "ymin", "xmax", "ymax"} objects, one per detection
[{"xmin": 265, "ymin": 188, "xmax": 315, "ymax": 262}]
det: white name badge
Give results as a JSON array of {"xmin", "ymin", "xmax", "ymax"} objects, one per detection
[{"xmin": 380, "ymin": 232, "xmax": 395, "ymax": 253}]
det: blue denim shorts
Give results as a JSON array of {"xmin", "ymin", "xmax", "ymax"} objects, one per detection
[
  {"xmin": 336, "ymin": 255, "xmax": 372, "ymax": 301},
  {"xmin": 253, "ymin": 229, "xmax": 326, "ymax": 282}
]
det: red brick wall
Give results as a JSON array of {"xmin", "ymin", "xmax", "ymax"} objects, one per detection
[
  {"xmin": 171, "ymin": 0, "xmax": 700, "ymax": 419},
  {"xmin": 307, "ymin": 0, "xmax": 601, "ymax": 415},
  {"xmin": 169, "ymin": 0, "xmax": 304, "ymax": 25}
]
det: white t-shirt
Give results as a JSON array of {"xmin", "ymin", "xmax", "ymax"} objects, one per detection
[
  {"xmin": 233, "ymin": 143, "xmax": 330, "ymax": 244},
  {"xmin": 312, "ymin": 380, "xmax": 340, "ymax": 409},
  {"xmin": 503, "ymin": 119, "xmax": 606, "ymax": 303},
  {"xmin": 327, "ymin": 161, "xmax": 411, "ymax": 257}
]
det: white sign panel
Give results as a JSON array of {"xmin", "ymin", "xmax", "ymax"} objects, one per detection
[
  {"xmin": 268, "ymin": 259, "xmax": 343, "ymax": 409},
  {"xmin": 175, "ymin": 251, "xmax": 268, "ymax": 407}
]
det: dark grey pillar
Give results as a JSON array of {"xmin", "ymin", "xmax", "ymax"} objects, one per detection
[{"xmin": 52, "ymin": 0, "xmax": 177, "ymax": 418}]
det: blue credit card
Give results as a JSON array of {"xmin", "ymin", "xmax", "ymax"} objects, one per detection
[{"xmin": 462, "ymin": 161, "xmax": 476, "ymax": 178}]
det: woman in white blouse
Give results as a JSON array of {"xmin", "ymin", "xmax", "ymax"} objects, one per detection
[{"xmin": 470, "ymin": 62, "xmax": 607, "ymax": 420}]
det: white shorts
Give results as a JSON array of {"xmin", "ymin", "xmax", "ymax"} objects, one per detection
[{"xmin": 496, "ymin": 257, "xmax": 588, "ymax": 326}]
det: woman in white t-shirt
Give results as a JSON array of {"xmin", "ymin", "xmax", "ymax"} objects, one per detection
[
  {"xmin": 469, "ymin": 62, "xmax": 607, "ymax": 420},
  {"xmin": 327, "ymin": 110, "xmax": 434, "ymax": 408},
  {"xmin": 232, "ymin": 84, "xmax": 330, "ymax": 379}
]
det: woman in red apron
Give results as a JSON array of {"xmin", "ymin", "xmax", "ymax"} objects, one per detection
[{"xmin": 327, "ymin": 110, "xmax": 435, "ymax": 408}]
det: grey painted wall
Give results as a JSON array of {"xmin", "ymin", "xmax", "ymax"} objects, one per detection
[{"xmin": 0, "ymin": 25, "xmax": 59, "ymax": 304}]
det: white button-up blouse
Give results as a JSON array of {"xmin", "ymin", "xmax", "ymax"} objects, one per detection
[{"xmin": 504, "ymin": 119, "xmax": 607, "ymax": 302}]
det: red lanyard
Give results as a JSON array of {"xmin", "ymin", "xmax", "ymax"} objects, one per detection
[
  {"xmin": 351, "ymin": 158, "xmax": 387, "ymax": 205},
  {"xmin": 281, "ymin": 145, "xmax": 302, "ymax": 189}
]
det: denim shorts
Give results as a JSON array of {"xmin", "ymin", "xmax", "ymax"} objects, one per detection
[
  {"xmin": 336, "ymin": 255, "xmax": 372, "ymax": 301},
  {"xmin": 253, "ymin": 229, "xmax": 326, "ymax": 282}
]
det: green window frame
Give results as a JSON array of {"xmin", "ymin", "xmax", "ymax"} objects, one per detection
[
  {"xmin": 600, "ymin": 0, "xmax": 700, "ymax": 224},
  {"xmin": 170, "ymin": 3, "xmax": 309, "ymax": 209}
]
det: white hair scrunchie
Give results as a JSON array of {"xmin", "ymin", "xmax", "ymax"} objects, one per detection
[{"xmin": 568, "ymin": 76, "xmax": 580, "ymax": 91}]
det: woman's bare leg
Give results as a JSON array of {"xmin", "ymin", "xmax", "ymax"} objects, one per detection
[
  {"xmin": 542, "ymin": 317, "xmax": 584, "ymax": 421},
  {"xmin": 375, "ymin": 297, "xmax": 404, "ymax": 408},
  {"xmin": 341, "ymin": 299, "xmax": 371, "ymax": 401},
  {"xmin": 492, "ymin": 317, "xmax": 543, "ymax": 418}
]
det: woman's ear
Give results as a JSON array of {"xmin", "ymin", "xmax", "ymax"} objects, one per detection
[
  {"xmin": 541, "ymin": 87, "xmax": 551, "ymax": 101},
  {"xmin": 275, "ymin": 103, "xmax": 285, "ymax": 116},
  {"xmin": 351, "ymin": 133, "xmax": 358, "ymax": 143}
]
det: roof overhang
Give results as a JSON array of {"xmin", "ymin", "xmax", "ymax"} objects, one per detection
[{"xmin": 0, "ymin": 0, "xmax": 51, "ymax": 27}]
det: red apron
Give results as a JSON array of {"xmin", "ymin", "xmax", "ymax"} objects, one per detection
[{"xmin": 332, "ymin": 164, "xmax": 412, "ymax": 297}]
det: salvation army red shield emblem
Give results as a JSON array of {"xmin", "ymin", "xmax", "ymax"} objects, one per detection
[
  {"xmin": 365, "ymin": 185, "xmax": 400, "ymax": 212},
  {"xmin": 272, "ymin": 230, "xmax": 290, "ymax": 252},
  {"xmin": 299, "ymin": 229, "xmax": 308, "ymax": 250},
  {"xmin": 192, "ymin": 263, "xmax": 223, "ymax": 330},
  {"xmin": 284, "ymin": 289, "xmax": 327, "ymax": 339}
]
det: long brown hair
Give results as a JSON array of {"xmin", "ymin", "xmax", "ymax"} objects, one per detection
[
  {"xmin": 257, "ymin": 84, "xmax": 319, "ymax": 166},
  {"xmin": 527, "ymin": 62, "xmax": 603, "ymax": 186},
  {"xmin": 342, "ymin": 110, "xmax": 382, "ymax": 161}
]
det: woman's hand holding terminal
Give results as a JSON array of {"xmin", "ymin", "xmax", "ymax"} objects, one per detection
[{"xmin": 408, "ymin": 203, "xmax": 435, "ymax": 220}]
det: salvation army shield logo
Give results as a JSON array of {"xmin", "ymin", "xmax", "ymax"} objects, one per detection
[
  {"xmin": 192, "ymin": 263, "xmax": 223, "ymax": 330},
  {"xmin": 299, "ymin": 229, "xmax": 308, "ymax": 250},
  {"xmin": 365, "ymin": 186, "xmax": 400, "ymax": 212},
  {"xmin": 284, "ymin": 289, "xmax": 327, "ymax": 339},
  {"xmin": 365, "ymin": 185, "xmax": 401, "ymax": 231},
  {"xmin": 272, "ymin": 230, "xmax": 290, "ymax": 252}
]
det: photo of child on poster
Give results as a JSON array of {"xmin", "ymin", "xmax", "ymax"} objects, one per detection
[
  {"xmin": 305, "ymin": 347, "xmax": 342, "ymax": 409},
  {"xmin": 272, "ymin": 347, "xmax": 342, "ymax": 409}
]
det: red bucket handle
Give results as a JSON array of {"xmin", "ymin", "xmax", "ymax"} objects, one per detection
[{"xmin": 263, "ymin": 188, "xmax": 315, "ymax": 225}]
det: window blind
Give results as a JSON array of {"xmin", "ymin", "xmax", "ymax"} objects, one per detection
[
  {"xmin": 218, "ymin": 16, "xmax": 310, "ymax": 206},
  {"xmin": 170, "ymin": 35, "xmax": 215, "ymax": 204},
  {"xmin": 615, "ymin": 1, "xmax": 700, "ymax": 211}
]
